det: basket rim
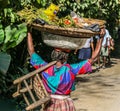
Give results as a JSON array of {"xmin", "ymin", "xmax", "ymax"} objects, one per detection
[{"xmin": 31, "ymin": 23, "xmax": 100, "ymax": 38}]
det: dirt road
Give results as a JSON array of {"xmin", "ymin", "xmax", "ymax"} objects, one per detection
[{"xmin": 71, "ymin": 58, "xmax": 120, "ymax": 111}]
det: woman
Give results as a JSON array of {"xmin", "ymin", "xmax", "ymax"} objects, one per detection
[
  {"xmin": 78, "ymin": 37, "xmax": 94, "ymax": 60},
  {"xmin": 27, "ymin": 28, "xmax": 105, "ymax": 111}
]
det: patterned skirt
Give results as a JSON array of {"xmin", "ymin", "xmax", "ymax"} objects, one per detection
[{"xmin": 44, "ymin": 97, "xmax": 76, "ymax": 111}]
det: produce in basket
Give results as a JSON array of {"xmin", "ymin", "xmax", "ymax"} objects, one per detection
[{"xmin": 44, "ymin": 3, "xmax": 59, "ymax": 20}]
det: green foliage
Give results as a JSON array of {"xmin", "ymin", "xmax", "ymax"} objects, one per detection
[
  {"xmin": 0, "ymin": 23, "xmax": 27, "ymax": 51},
  {"xmin": 0, "ymin": 7, "xmax": 27, "ymax": 94},
  {"xmin": 33, "ymin": 0, "xmax": 52, "ymax": 7},
  {"xmin": 0, "ymin": 41, "xmax": 29, "ymax": 95},
  {"xmin": 0, "ymin": 52, "xmax": 11, "ymax": 93},
  {"xmin": 0, "ymin": 52, "xmax": 11, "ymax": 74},
  {"xmin": 0, "ymin": 23, "xmax": 27, "ymax": 94},
  {"xmin": 0, "ymin": 0, "xmax": 28, "ymax": 94},
  {"xmin": 0, "ymin": 0, "xmax": 9, "ymax": 9},
  {"xmin": 0, "ymin": 24, "xmax": 4, "ymax": 44},
  {"xmin": 2, "ymin": 8, "xmax": 20, "ymax": 26}
]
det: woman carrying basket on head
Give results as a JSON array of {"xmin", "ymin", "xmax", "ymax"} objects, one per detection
[{"xmin": 27, "ymin": 27, "xmax": 105, "ymax": 111}]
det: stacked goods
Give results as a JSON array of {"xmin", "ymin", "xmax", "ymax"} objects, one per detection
[
  {"xmin": 17, "ymin": 4, "xmax": 106, "ymax": 29},
  {"xmin": 17, "ymin": 3, "xmax": 106, "ymax": 49}
]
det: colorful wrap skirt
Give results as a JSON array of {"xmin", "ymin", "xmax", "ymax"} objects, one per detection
[{"xmin": 44, "ymin": 94, "xmax": 76, "ymax": 111}]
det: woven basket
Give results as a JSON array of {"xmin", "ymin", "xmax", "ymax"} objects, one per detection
[
  {"xmin": 42, "ymin": 32, "xmax": 87, "ymax": 50},
  {"xmin": 31, "ymin": 23, "xmax": 100, "ymax": 38},
  {"xmin": 31, "ymin": 18, "xmax": 106, "ymax": 38},
  {"xmin": 33, "ymin": 76, "xmax": 49, "ymax": 99},
  {"xmin": 82, "ymin": 18, "xmax": 106, "ymax": 27},
  {"xmin": 31, "ymin": 18, "xmax": 106, "ymax": 49}
]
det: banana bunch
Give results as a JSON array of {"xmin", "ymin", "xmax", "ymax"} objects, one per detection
[
  {"xmin": 17, "ymin": 6, "xmax": 58, "ymax": 25},
  {"xmin": 17, "ymin": 7, "xmax": 38, "ymax": 24}
]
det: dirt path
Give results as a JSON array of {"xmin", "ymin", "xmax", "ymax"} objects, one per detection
[{"xmin": 71, "ymin": 58, "xmax": 120, "ymax": 111}]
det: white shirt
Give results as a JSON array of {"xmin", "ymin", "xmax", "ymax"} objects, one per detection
[
  {"xmin": 95, "ymin": 35, "xmax": 100, "ymax": 40},
  {"xmin": 83, "ymin": 37, "xmax": 93, "ymax": 48},
  {"xmin": 107, "ymin": 36, "xmax": 112, "ymax": 46},
  {"xmin": 102, "ymin": 29, "xmax": 111, "ymax": 46}
]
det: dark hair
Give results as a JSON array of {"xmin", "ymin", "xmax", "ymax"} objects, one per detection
[{"xmin": 51, "ymin": 50, "xmax": 69, "ymax": 63}]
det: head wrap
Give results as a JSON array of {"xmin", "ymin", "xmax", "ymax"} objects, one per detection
[{"xmin": 51, "ymin": 49, "xmax": 69, "ymax": 63}]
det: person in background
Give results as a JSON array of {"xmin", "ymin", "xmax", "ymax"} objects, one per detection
[
  {"xmin": 107, "ymin": 37, "xmax": 114, "ymax": 65},
  {"xmin": 93, "ymin": 35, "xmax": 101, "ymax": 70},
  {"xmin": 74, "ymin": 37, "xmax": 94, "ymax": 61},
  {"xmin": 100, "ymin": 28, "xmax": 111, "ymax": 68},
  {"xmin": 27, "ymin": 27, "xmax": 105, "ymax": 111}
]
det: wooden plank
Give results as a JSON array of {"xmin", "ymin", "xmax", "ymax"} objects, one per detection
[
  {"xmin": 17, "ymin": 83, "xmax": 21, "ymax": 93},
  {"xmin": 26, "ymin": 97, "xmax": 50, "ymax": 111},
  {"xmin": 23, "ymin": 93, "xmax": 30, "ymax": 106},
  {"xmin": 23, "ymin": 80, "xmax": 36, "ymax": 102},
  {"xmin": 13, "ymin": 61, "xmax": 57, "ymax": 84},
  {"xmin": 12, "ymin": 85, "xmax": 33, "ymax": 97},
  {"xmin": 12, "ymin": 92, "xmax": 20, "ymax": 98}
]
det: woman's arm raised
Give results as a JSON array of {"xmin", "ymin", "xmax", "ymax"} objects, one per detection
[
  {"xmin": 27, "ymin": 32, "xmax": 35, "ymax": 56},
  {"xmin": 89, "ymin": 27, "xmax": 105, "ymax": 64}
]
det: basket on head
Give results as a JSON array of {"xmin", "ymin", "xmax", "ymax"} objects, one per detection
[{"xmin": 42, "ymin": 32, "xmax": 88, "ymax": 50}]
